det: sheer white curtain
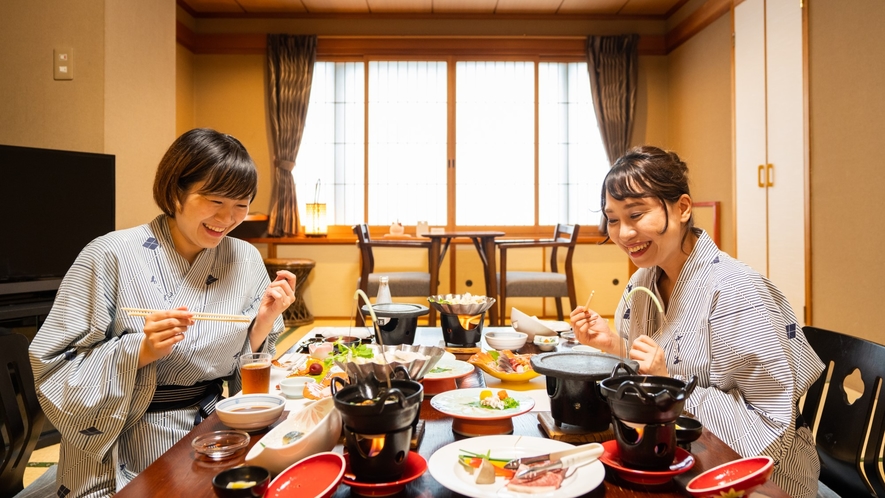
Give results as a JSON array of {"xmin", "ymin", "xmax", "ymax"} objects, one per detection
[
  {"xmin": 368, "ymin": 61, "xmax": 447, "ymax": 225},
  {"xmin": 538, "ymin": 62, "xmax": 609, "ymax": 225},
  {"xmin": 296, "ymin": 62, "xmax": 365, "ymax": 226},
  {"xmin": 456, "ymin": 61, "xmax": 534, "ymax": 226}
]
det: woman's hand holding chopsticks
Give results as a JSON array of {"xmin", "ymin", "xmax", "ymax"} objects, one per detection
[
  {"xmin": 137, "ymin": 307, "xmax": 195, "ymax": 368},
  {"xmin": 248, "ymin": 270, "xmax": 298, "ymax": 351},
  {"xmin": 569, "ymin": 298, "xmax": 621, "ymax": 356}
]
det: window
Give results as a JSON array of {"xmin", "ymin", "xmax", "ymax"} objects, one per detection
[{"xmin": 297, "ymin": 59, "xmax": 609, "ymax": 230}]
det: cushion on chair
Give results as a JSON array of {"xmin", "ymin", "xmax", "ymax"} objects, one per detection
[
  {"xmin": 498, "ymin": 271, "xmax": 568, "ymax": 297},
  {"xmin": 358, "ymin": 273, "xmax": 431, "ymax": 297},
  {"xmin": 14, "ymin": 465, "xmax": 57, "ymax": 498}
]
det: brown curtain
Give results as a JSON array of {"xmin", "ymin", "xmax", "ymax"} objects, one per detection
[
  {"xmin": 585, "ymin": 34, "xmax": 640, "ymax": 165},
  {"xmin": 266, "ymin": 34, "xmax": 317, "ymax": 237}
]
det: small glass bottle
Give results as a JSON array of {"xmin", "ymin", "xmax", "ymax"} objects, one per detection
[{"xmin": 376, "ymin": 276, "xmax": 392, "ymax": 324}]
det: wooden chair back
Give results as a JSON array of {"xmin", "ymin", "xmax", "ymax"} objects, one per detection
[
  {"xmin": 801, "ymin": 326, "xmax": 885, "ymax": 497},
  {"xmin": 0, "ymin": 333, "xmax": 46, "ymax": 497}
]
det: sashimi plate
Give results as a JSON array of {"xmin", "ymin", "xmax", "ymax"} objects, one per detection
[{"xmin": 428, "ymin": 435, "xmax": 605, "ymax": 498}]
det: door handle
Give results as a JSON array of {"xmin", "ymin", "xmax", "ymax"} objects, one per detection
[
  {"xmin": 758, "ymin": 165, "xmax": 765, "ymax": 188},
  {"xmin": 766, "ymin": 163, "xmax": 774, "ymax": 187}
]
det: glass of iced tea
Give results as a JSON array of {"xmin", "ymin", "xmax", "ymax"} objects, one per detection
[{"xmin": 239, "ymin": 353, "xmax": 272, "ymax": 394}]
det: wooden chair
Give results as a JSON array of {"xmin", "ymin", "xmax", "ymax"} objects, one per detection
[
  {"xmin": 800, "ymin": 326, "xmax": 885, "ymax": 497},
  {"xmin": 1, "ymin": 332, "xmax": 57, "ymax": 498},
  {"xmin": 353, "ymin": 224, "xmax": 437, "ymax": 326},
  {"xmin": 496, "ymin": 224, "xmax": 580, "ymax": 323}
]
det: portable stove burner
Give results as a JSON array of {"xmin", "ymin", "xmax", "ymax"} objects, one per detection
[{"xmin": 344, "ymin": 425, "xmax": 413, "ymax": 483}]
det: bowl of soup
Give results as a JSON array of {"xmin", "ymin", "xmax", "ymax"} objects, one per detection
[{"xmin": 216, "ymin": 394, "xmax": 286, "ymax": 431}]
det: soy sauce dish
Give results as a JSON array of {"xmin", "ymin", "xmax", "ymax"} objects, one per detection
[{"xmin": 212, "ymin": 465, "xmax": 270, "ymax": 497}]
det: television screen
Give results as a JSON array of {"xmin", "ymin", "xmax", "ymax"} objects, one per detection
[{"xmin": 0, "ymin": 145, "xmax": 115, "ymax": 288}]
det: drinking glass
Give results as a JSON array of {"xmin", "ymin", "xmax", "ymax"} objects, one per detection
[{"xmin": 239, "ymin": 353, "xmax": 272, "ymax": 394}]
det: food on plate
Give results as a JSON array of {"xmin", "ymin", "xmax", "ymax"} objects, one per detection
[
  {"xmin": 506, "ymin": 463, "xmax": 565, "ymax": 494},
  {"xmin": 469, "ymin": 350, "xmax": 534, "ymax": 374},
  {"xmin": 302, "ymin": 366, "xmax": 347, "ymax": 400},
  {"xmin": 476, "ymin": 459, "xmax": 496, "ymax": 484},
  {"xmin": 471, "ymin": 389, "xmax": 519, "ymax": 410},
  {"xmin": 226, "ymin": 480, "xmax": 257, "ymax": 489},
  {"xmin": 308, "ymin": 363, "xmax": 323, "ymax": 375},
  {"xmin": 429, "ymin": 365, "xmax": 453, "ymax": 374},
  {"xmin": 430, "ymin": 293, "xmax": 489, "ymax": 305},
  {"xmin": 457, "ymin": 450, "xmax": 515, "ymax": 481},
  {"xmin": 280, "ymin": 430, "xmax": 304, "ymax": 445}
]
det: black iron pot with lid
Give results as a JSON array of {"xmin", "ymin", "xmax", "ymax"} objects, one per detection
[
  {"xmin": 531, "ymin": 352, "xmax": 639, "ymax": 431},
  {"xmin": 360, "ymin": 303, "xmax": 429, "ymax": 345},
  {"xmin": 599, "ymin": 362, "xmax": 698, "ymax": 424}
]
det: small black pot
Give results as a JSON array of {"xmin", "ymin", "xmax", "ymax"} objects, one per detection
[
  {"xmin": 599, "ymin": 363, "xmax": 698, "ymax": 424},
  {"xmin": 361, "ymin": 303, "xmax": 429, "ymax": 345},
  {"xmin": 331, "ymin": 377, "xmax": 424, "ymax": 434},
  {"xmin": 531, "ymin": 352, "xmax": 639, "ymax": 431}
]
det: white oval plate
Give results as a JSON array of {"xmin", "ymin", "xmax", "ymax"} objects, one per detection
[
  {"xmin": 430, "ymin": 387, "xmax": 534, "ymax": 420},
  {"xmin": 423, "ymin": 360, "xmax": 474, "ymax": 380},
  {"xmin": 428, "ymin": 435, "xmax": 605, "ymax": 498}
]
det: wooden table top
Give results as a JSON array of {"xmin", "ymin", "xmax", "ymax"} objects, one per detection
[{"xmin": 116, "ymin": 327, "xmax": 789, "ymax": 498}]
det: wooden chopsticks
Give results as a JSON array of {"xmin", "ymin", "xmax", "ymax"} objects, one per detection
[{"xmin": 122, "ymin": 308, "xmax": 252, "ymax": 323}]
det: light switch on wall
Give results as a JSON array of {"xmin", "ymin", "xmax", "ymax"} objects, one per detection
[{"xmin": 54, "ymin": 48, "xmax": 73, "ymax": 80}]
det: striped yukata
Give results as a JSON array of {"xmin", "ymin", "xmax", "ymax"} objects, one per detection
[
  {"xmin": 617, "ymin": 229, "xmax": 824, "ymax": 498},
  {"xmin": 29, "ymin": 215, "xmax": 282, "ymax": 498}
]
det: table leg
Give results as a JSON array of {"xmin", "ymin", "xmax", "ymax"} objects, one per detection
[
  {"xmin": 479, "ymin": 236, "xmax": 500, "ymax": 326},
  {"xmin": 428, "ymin": 238, "xmax": 441, "ymax": 327}
]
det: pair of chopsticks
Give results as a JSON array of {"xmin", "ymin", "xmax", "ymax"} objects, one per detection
[{"xmin": 122, "ymin": 307, "xmax": 252, "ymax": 323}]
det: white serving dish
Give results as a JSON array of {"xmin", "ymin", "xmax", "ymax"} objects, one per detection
[
  {"xmin": 215, "ymin": 393, "xmax": 286, "ymax": 431},
  {"xmin": 533, "ymin": 335, "xmax": 560, "ymax": 351},
  {"xmin": 279, "ymin": 376, "xmax": 317, "ymax": 399},
  {"xmin": 483, "ymin": 330, "xmax": 527, "ymax": 351},
  {"xmin": 245, "ymin": 397, "xmax": 343, "ymax": 475}
]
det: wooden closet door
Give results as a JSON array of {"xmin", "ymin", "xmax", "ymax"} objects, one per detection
[
  {"xmin": 765, "ymin": 0, "xmax": 807, "ymax": 323},
  {"xmin": 734, "ymin": 0, "xmax": 768, "ymax": 276}
]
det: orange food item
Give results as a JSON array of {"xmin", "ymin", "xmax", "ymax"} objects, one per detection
[{"xmin": 497, "ymin": 389, "xmax": 509, "ymax": 400}]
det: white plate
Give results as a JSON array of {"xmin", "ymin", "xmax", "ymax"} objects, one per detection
[
  {"xmin": 430, "ymin": 388, "xmax": 534, "ymax": 420},
  {"xmin": 424, "ymin": 360, "xmax": 475, "ymax": 380},
  {"xmin": 428, "ymin": 435, "xmax": 605, "ymax": 498}
]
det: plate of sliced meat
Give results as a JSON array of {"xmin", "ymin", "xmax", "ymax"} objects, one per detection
[{"xmin": 427, "ymin": 435, "xmax": 605, "ymax": 497}]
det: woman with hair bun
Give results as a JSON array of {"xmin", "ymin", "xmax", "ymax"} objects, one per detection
[{"xmin": 570, "ymin": 145, "xmax": 824, "ymax": 498}]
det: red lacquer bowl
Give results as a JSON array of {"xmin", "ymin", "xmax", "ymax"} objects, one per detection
[
  {"xmin": 685, "ymin": 455, "xmax": 774, "ymax": 498},
  {"xmin": 265, "ymin": 452, "xmax": 346, "ymax": 498}
]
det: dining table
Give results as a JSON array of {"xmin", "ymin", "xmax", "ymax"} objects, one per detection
[
  {"xmin": 420, "ymin": 231, "xmax": 505, "ymax": 326},
  {"xmin": 116, "ymin": 326, "xmax": 790, "ymax": 498}
]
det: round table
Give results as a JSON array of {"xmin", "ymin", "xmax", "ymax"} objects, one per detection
[{"xmin": 263, "ymin": 258, "xmax": 315, "ymax": 326}]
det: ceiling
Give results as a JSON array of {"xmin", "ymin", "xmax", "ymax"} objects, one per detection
[{"xmin": 178, "ymin": 0, "xmax": 691, "ymax": 18}]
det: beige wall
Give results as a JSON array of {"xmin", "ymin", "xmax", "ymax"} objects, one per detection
[
  {"xmin": 665, "ymin": 14, "xmax": 735, "ymax": 255},
  {"xmin": 0, "ymin": 1, "xmax": 106, "ymax": 153},
  {"xmin": 808, "ymin": 1, "xmax": 885, "ymax": 341},
  {"xmin": 0, "ymin": 0, "xmax": 175, "ymax": 230}
]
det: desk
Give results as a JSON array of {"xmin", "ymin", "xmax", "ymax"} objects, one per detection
[
  {"xmin": 117, "ymin": 328, "xmax": 790, "ymax": 498},
  {"xmin": 421, "ymin": 231, "xmax": 505, "ymax": 326}
]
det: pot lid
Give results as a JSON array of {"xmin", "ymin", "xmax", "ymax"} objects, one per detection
[
  {"xmin": 361, "ymin": 303, "xmax": 429, "ymax": 318},
  {"xmin": 531, "ymin": 352, "xmax": 638, "ymax": 381}
]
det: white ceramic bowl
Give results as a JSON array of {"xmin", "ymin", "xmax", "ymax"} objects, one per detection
[
  {"xmin": 484, "ymin": 330, "xmax": 528, "ymax": 350},
  {"xmin": 216, "ymin": 393, "xmax": 286, "ymax": 431},
  {"xmin": 245, "ymin": 397, "xmax": 343, "ymax": 475},
  {"xmin": 533, "ymin": 335, "xmax": 560, "ymax": 351},
  {"xmin": 279, "ymin": 377, "xmax": 317, "ymax": 399}
]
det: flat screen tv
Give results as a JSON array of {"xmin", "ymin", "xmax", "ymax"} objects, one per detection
[{"xmin": 0, "ymin": 144, "xmax": 115, "ymax": 296}]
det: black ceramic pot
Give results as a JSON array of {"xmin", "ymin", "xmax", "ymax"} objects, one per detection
[
  {"xmin": 599, "ymin": 363, "xmax": 698, "ymax": 425},
  {"xmin": 531, "ymin": 352, "xmax": 639, "ymax": 431},
  {"xmin": 360, "ymin": 303, "xmax": 429, "ymax": 345},
  {"xmin": 331, "ymin": 377, "xmax": 424, "ymax": 434}
]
